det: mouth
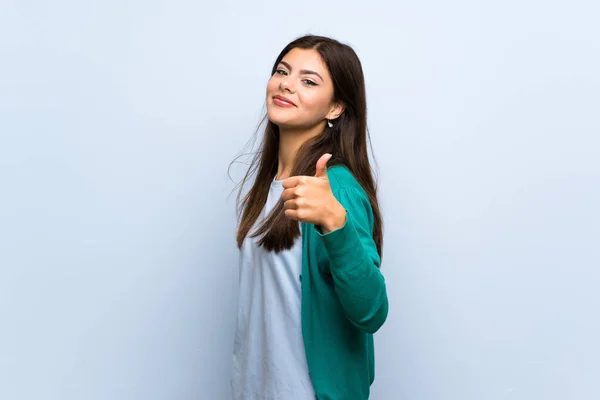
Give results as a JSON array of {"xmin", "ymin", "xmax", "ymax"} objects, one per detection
[{"xmin": 273, "ymin": 95, "xmax": 296, "ymax": 107}]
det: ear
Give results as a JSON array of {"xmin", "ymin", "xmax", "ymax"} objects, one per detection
[{"xmin": 326, "ymin": 102, "xmax": 345, "ymax": 121}]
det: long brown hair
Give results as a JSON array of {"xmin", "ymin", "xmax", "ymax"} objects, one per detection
[{"xmin": 232, "ymin": 35, "xmax": 383, "ymax": 257}]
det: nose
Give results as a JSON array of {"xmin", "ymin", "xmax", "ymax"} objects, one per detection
[{"xmin": 279, "ymin": 77, "xmax": 295, "ymax": 93}]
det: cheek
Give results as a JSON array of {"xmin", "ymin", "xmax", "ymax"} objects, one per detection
[
  {"xmin": 266, "ymin": 77, "xmax": 279, "ymax": 95},
  {"xmin": 298, "ymin": 91, "xmax": 331, "ymax": 115}
]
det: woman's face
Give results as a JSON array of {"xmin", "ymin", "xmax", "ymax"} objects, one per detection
[{"xmin": 266, "ymin": 48, "xmax": 342, "ymax": 130}]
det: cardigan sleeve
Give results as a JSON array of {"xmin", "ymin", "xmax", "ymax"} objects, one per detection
[{"xmin": 317, "ymin": 187, "xmax": 388, "ymax": 334}]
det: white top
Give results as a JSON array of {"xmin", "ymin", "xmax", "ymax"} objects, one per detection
[{"xmin": 231, "ymin": 178, "xmax": 315, "ymax": 400}]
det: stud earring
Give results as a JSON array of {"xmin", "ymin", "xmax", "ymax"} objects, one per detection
[{"xmin": 327, "ymin": 120, "xmax": 333, "ymax": 128}]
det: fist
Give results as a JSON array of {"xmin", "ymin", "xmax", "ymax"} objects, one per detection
[{"xmin": 281, "ymin": 153, "xmax": 347, "ymax": 233}]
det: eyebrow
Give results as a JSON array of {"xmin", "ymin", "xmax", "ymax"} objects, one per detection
[{"xmin": 279, "ymin": 60, "xmax": 324, "ymax": 82}]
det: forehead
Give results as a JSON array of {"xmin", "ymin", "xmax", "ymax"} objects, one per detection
[{"xmin": 280, "ymin": 48, "xmax": 330, "ymax": 77}]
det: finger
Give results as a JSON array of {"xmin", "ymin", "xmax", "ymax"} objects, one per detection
[
  {"xmin": 281, "ymin": 188, "xmax": 294, "ymax": 201},
  {"xmin": 283, "ymin": 175, "xmax": 310, "ymax": 188},
  {"xmin": 283, "ymin": 199, "xmax": 298, "ymax": 210},
  {"xmin": 314, "ymin": 153, "xmax": 332, "ymax": 179},
  {"xmin": 284, "ymin": 209, "xmax": 299, "ymax": 220},
  {"xmin": 282, "ymin": 176, "xmax": 300, "ymax": 189}
]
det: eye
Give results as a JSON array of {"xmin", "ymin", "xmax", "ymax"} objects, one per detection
[
  {"xmin": 275, "ymin": 69, "xmax": 288, "ymax": 76},
  {"xmin": 302, "ymin": 79, "xmax": 317, "ymax": 86}
]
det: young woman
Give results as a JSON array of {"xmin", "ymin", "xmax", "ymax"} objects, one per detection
[{"xmin": 231, "ymin": 35, "xmax": 388, "ymax": 400}]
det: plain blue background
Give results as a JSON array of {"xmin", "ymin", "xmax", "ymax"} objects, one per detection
[{"xmin": 1, "ymin": 1, "xmax": 598, "ymax": 399}]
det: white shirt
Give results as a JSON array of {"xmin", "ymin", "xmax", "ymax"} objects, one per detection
[{"xmin": 231, "ymin": 178, "xmax": 315, "ymax": 400}]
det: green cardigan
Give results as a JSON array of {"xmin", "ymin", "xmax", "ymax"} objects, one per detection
[{"xmin": 301, "ymin": 165, "xmax": 389, "ymax": 400}]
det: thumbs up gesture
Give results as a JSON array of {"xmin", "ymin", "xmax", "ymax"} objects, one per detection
[{"xmin": 281, "ymin": 153, "xmax": 347, "ymax": 233}]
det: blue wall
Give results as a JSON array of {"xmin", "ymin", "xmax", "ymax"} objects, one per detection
[{"xmin": 1, "ymin": 1, "xmax": 598, "ymax": 399}]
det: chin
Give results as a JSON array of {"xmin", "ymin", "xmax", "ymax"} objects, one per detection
[{"xmin": 267, "ymin": 109, "xmax": 294, "ymax": 128}]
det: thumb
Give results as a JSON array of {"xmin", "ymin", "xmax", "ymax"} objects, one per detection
[{"xmin": 315, "ymin": 153, "xmax": 332, "ymax": 179}]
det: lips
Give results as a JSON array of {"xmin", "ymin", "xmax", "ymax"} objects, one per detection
[{"xmin": 273, "ymin": 95, "xmax": 296, "ymax": 107}]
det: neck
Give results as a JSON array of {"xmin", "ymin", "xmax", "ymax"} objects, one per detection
[{"xmin": 276, "ymin": 123, "xmax": 325, "ymax": 180}]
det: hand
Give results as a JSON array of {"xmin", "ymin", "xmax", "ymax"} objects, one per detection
[{"xmin": 281, "ymin": 153, "xmax": 347, "ymax": 233}]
